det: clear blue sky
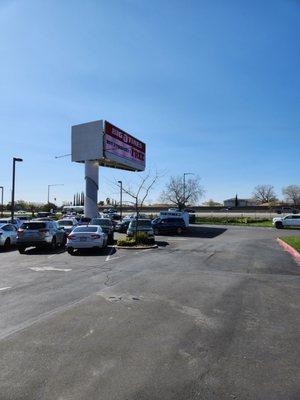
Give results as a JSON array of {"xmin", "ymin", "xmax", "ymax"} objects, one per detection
[{"xmin": 0, "ymin": 0, "xmax": 299, "ymax": 205}]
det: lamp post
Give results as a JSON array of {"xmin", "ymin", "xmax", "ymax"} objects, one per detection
[
  {"xmin": 47, "ymin": 184, "xmax": 64, "ymax": 205},
  {"xmin": 183, "ymin": 172, "xmax": 194, "ymax": 208},
  {"xmin": 11, "ymin": 157, "xmax": 23, "ymax": 221},
  {"xmin": 118, "ymin": 180, "xmax": 123, "ymax": 218},
  {"xmin": 0, "ymin": 186, "xmax": 3, "ymax": 217}
]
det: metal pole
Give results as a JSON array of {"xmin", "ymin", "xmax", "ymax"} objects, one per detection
[
  {"xmin": 11, "ymin": 159, "xmax": 16, "ymax": 221},
  {"xmin": 47, "ymin": 185, "xmax": 50, "ymax": 203},
  {"xmin": 118, "ymin": 181, "xmax": 123, "ymax": 218},
  {"xmin": 84, "ymin": 161, "xmax": 99, "ymax": 218},
  {"xmin": 183, "ymin": 174, "xmax": 186, "ymax": 205},
  {"xmin": 0, "ymin": 186, "xmax": 3, "ymax": 217}
]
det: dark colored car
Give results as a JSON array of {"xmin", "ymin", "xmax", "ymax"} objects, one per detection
[
  {"xmin": 77, "ymin": 217, "xmax": 91, "ymax": 225},
  {"xmin": 152, "ymin": 217, "xmax": 186, "ymax": 235},
  {"xmin": 114, "ymin": 219, "xmax": 131, "ymax": 233}
]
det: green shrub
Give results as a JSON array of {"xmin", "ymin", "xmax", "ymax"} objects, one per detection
[
  {"xmin": 133, "ymin": 232, "xmax": 148, "ymax": 244},
  {"xmin": 117, "ymin": 238, "xmax": 136, "ymax": 246}
]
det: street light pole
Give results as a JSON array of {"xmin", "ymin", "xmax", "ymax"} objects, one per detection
[
  {"xmin": 118, "ymin": 180, "xmax": 123, "ymax": 218},
  {"xmin": 0, "ymin": 186, "xmax": 3, "ymax": 217},
  {"xmin": 47, "ymin": 184, "xmax": 64, "ymax": 204},
  {"xmin": 11, "ymin": 157, "xmax": 23, "ymax": 221},
  {"xmin": 183, "ymin": 172, "xmax": 194, "ymax": 209}
]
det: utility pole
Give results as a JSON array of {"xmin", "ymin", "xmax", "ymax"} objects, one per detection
[
  {"xmin": 118, "ymin": 180, "xmax": 123, "ymax": 218},
  {"xmin": 11, "ymin": 157, "xmax": 23, "ymax": 221}
]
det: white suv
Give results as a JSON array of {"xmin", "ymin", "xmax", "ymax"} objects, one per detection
[{"xmin": 273, "ymin": 214, "xmax": 300, "ymax": 229}]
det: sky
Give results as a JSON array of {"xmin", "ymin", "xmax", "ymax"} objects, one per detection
[{"xmin": 0, "ymin": 0, "xmax": 299, "ymax": 205}]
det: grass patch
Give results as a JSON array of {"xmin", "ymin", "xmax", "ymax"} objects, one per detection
[
  {"xmin": 280, "ymin": 236, "xmax": 300, "ymax": 253},
  {"xmin": 195, "ymin": 216, "xmax": 273, "ymax": 227}
]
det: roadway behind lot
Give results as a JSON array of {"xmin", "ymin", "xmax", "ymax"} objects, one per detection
[{"xmin": 0, "ymin": 225, "xmax": 300, "ymax": 399}]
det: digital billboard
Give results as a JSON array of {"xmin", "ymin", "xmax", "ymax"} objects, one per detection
[{"xmin": 104, "ymin": 121, "xmax": 146, "ymax": 171}]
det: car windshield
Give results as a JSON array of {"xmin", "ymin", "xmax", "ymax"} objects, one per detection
[
  {"xmin": 73, "ymin": 226, "xmax": 98, "ymax": 233},
  {"xmin": 58, "ymin": 220, "xmax": 73, "ymax": 226},
  {"xmin": 21, "ymin": 222, "xmax": 46, "ymax": 230},
  {"xmin": 130, "ymin": 220, "xmax": 152, "ymax": 227},
  {"xmin": 91, "ymin": 219, "xmax": 111, "ymax": 226}
]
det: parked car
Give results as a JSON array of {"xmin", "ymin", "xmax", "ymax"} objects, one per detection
[
  {"xmin": 115, "ymin": 219, "xmax": 131, "ymax": 233},
  {"xmin": 57, "ymin": 218, "xmax": 77, "ymax": 234},
  {"xmin": 36, "ymin": 212, "xmax": 55, "ymax": 218},
  {"xmin": 66, "ymin": 225, "xmax": 107, "ymax": 255},
  {"xmin": 17, "ymin": 220, "xmax": 67, "ymax": 253},
  {"xmin": 152, "ymin": 217, "xmax": 186, "ymax": 235},
  {"xmin": 273, "ymin": 214, "xmax": 300, "ymax": 229},
  {"xmin": 0, "ymin": 218, "xmax": 22, "ymax": 228},
  {"xmin": 90, "ymin": 218, "xmax": 114, "ymax": 244},
  {"xmin": 127, "ymin": 219, "xmax": 155, "ymax": 243},
  {"xmin": 0, "ymin": 223, "xmax": 18, "ymax": 250},
  {"xmin": 77, "ymin": 217, "xmax": 91, "ymax": 225},
  {"xmin": 276, "ymin": 207, "xmax": 299, "ymax": 214}
]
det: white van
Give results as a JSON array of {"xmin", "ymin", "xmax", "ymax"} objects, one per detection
[{"xmin": 159, "ymin": 211, "xmax": 189, "ymax": 227}]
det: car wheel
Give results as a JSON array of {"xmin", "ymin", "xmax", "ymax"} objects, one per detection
[
  {"xmin": 154, "ymin": 228, "xmax": 159, "ymax": 235},
  {"xmin": 275, "ymin": 221, "xmax": 283, "ymax": 229},
  {"xmin": 67, "ymin": 248, "xmax": 74, "ymax": 255},
  {"xmin": 4, "ymin": 238, "xmax": 11, "ymax": 251},
  {"xmin": 18, "ymin": 246, "xmax": 26, "ymax": 254},
  {"xmin": 176, "ymin": 227, "xmax": 183, "ymax": 235}
]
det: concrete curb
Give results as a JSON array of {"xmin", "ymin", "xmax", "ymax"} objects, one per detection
[
  {"xmin": 115, "ymin": 244, "xmax": 158, "ymax": 250},
  {"xmin": 277, "ymin": 238, "xmax": 300, "ymax": 263}
]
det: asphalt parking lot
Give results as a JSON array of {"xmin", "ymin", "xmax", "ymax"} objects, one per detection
[{"xmin": 0, "ymin": 225, "xmax": 300, "ymax": 400}]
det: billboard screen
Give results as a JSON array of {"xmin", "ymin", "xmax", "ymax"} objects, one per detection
[{"xmin": 104, "ymin": 121, "xmax": 146, "ymax": 171}]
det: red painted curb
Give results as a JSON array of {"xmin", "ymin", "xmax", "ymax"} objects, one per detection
[{"xmin": 277, "ymin": 238, "xmax": 300, "ymax": 263}]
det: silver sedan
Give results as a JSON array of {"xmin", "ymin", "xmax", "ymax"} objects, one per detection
[{"xmin": 0, "ymin": 223, "xmax": 18, "ymax": 250}]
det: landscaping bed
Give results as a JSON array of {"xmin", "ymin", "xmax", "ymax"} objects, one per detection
[{"xmin": 195, "ymin": 216, "xmax": 273, "ymax": 227}]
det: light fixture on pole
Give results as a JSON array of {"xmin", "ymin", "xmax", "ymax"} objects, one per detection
[
  {"xmin": 11, "ymin": 157, "xmax": 23, "ymax": 221},
  {"xmin": 118, "ymin": 180, "xmax": 123, "ymax": 218},
  {"xmin": 183, "ymin": 172, "xmax": 194, "ymax": 207},
  {"xmin": 47, "ymin": 184, "xmax": 64, "ymax": 204},
  {"xmin": 0, "ymin": 186, "xmax": 4, "ymax": 217}
]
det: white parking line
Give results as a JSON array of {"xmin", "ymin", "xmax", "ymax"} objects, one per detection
[
  {"xmin": 30, "ymin": 267, "xmax": 72, "ymax": 272},
  {"xmin": 105, "ymin": 247, "xmax": 115, "ymax": 262},
  {"xmin": 0, "ymin": 287, "xmax": 11, "ymax": 291}
]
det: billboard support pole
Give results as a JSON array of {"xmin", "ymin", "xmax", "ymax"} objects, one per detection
[{"xmin": 84, "ymin": 161, "xmax": 99, "ymax": 218}]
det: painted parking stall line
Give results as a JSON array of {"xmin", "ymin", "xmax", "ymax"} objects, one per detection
[
  {"xmin": 0, "ymin": 287, "xmax": 11, "ymax": 292},
  {"xmin": 29, "ymin": 267, "xmax": 72, "ymax": 272}
]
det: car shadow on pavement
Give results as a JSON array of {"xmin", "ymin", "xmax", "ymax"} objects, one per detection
[
  {"xmin": 21, "ymin": 247, "xmax": 67, "ymax": 255},
  {"xmin": 70, "ymin": 246, "xmax": 116, "ymax": 257},
  {"xmin": 0, "ymin": 246, "xmax": 18, "ymax": 253},
  {"xmin": 156, "ymin": 226, "xmax": 227, "ymax": 239},
  {"xmin": 155, "ymin": 241, "xmax": 169, "ymax": 247},
  {"xmin": 179, "ymin": 226, "xmax": 227, "ymax": 238}
]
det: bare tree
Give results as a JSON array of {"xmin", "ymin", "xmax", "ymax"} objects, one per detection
[
  {"xmin": 252, "ymin": 185, "xmax": 277, "ymax": 204},
  {"xmin": 282, "ymin": 185, "xmax": 300, "ymax": 205},
  {"xmin": 120, "ymin": 171, "xmax": 160, "ymax": 238},
  {"xmin": 161, "ymin": 175, "xmax": 204, "ymax": 210}
]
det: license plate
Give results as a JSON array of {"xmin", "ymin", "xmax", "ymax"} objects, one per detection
[{"xmin": 80, "ymin": 237, "xmax": 87, "ymax": 242}]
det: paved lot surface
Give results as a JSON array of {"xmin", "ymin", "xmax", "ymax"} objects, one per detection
[{"xmin": 0, "ymin": 225, "xmax": 299, "ymax": 400}]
